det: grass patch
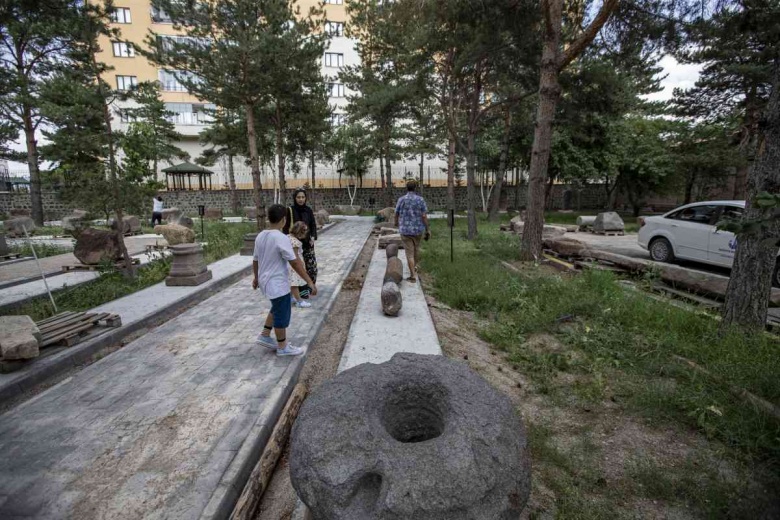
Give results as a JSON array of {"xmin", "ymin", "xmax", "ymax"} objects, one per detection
[
  {"xmin": 422, "ymin": 218, "xmax": 780, "ymax": 467},
  {"xmin": 8, "ymin": 242, "xmax": 72, "ymax": 258},
  {"xmin": 1, "ymin": 221, "xmax": 252, "ymax": 322}
]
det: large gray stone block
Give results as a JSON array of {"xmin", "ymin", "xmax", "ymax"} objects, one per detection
[
  {"xmin": 593, "ymin": 212, "xmax": 624, "ymax": 233},
  {"xmin": 0, "ymin": 316, "xmax": 41, "ymax": 360},
  {"xmin": 290, "ymin": 353, "xmax": 531, "ymax": 520},
  {"xmin": 3, "ymin": 216, "xmax": 35, "ymax": 238},
  {"xmin": 74, "ymin": 228, "xmax": 123, "ymax": 265}
]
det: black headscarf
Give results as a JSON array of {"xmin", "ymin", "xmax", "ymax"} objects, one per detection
[{"xmin": 284, "ymin": 188, "xmax": 317, "ymax": 247}]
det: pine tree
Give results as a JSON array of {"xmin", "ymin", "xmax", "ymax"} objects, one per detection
[{"xmin": 0, "ymin": 0, "xmax": 82, "ymax": 225}]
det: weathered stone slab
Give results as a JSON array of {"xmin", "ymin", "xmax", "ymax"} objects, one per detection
[
  {"xmin": 178, "ymin": 216, "xmax": 194, "ymax": 229},
  {"xmin": 162, "ymin": 207, "xmax": 182, "ymax": 223},
  {"xmin": 512, "ymin": 223, "xmax": 567, "ymax": 240},
  {"xmin": 74, "ymin": 228, "xmax": 123, "ymax": 265},
  {"xmin": 377, "ymin": 207, "xmax": 395, "ymax": 222},
  {"xmin": 244, "ymin": 206, "xmax": 257, "ymax": 220},
  {"xmin": 110, "ymin": 215, "xmax": 141, "ymax": 234},
  {"xmin": 0, "ymin": 316, "xmax": 41, "ymax": 360},
  {"xmin": 204, "ymin": 208, "xmax": 223, "ymax": 220},
  {"xmin": 4, "ymin": 216, "xmax": 35, "ymax": 237},
  {"xmin": 510, "ymin": 215, "xmax": 524, "ymax": 232},
  {"xmin": 543, "ymin": 237, "xmax": 588, "ymax": 257},
  {"xmin": 379, "ymin": 227, "xmax": 399, "ymax": 236},
  {"xmin": 593, "ymin": 212, "xmax": 625, "ymax": 233},
  {"xmin": 381, "ymin": 281, "xmax": 402, "ymax": 316},
  {"xmin": 378, "ymin": 234, "xmax": 404, "ymax": 249},
  {"xmin": 315, "ymin": 209, "xmax": 330, "ymax": 228},
  {"xmin": 290, "ymin": 353, "xmax": 530, "ymax": 519},
  {"xmin": 154, "ymin": 224, "xmax": 195, "ymax": 245},
  {"xmin": 336, "ymin": 205, "xmax": 361, "ymax": 216}
]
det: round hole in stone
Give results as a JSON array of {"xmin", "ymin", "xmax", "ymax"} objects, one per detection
[{"xmin": 381, "ymin": 381, "xmax": 447, "ymax": 443}]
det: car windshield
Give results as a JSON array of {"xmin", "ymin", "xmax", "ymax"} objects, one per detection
[{"xmin": 668, "ymin": 205, "xmax": 719, "ymax": 224}]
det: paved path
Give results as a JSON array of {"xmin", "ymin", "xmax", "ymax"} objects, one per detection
[
  {"xmin": 338, "ymin": 246, "xmax": 441, "ymax": 372},
  {"xmin": 0, "ymin": 218, "xmax": 372, "ymax": 520}
]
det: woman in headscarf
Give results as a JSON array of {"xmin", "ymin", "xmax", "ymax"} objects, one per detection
[{"xmin": 283, "ymin": 188, "xmax": 318, "ymax": 297}]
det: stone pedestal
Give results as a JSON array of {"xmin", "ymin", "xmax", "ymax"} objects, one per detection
[
  {"xmin": 240, "ymin": 232, "xmax": 258, "ymax": 256},
  {"xmin": 165, "ymin": 243, "xmax": 212, "ymax": 286}
]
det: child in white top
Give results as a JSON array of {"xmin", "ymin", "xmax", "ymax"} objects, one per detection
[{"xmin": 289, "ymin": 221, "xmax": 312, "ymax": 308}]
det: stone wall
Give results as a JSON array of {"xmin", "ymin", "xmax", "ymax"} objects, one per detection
[{"xmin": 0, "ymin": 184, "xmax": 611, "ymax": 219}]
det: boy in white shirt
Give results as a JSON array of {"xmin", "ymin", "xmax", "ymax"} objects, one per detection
[{"xmin": 252, "ymin": 204, "xmax": 318, "ymax": 356}]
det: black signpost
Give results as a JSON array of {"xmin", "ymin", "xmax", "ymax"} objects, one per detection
[
  {"xmin": 449, "ymin": 209, "xmax": 455, "ymax": 263},
  {"xmin": 198, "ymin": 205, "xmax": 205, "ymax": 241}
]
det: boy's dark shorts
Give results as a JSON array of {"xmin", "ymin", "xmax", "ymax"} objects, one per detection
[{"xmin": 270, "ymin": 293, "xmax": 292, "ymax": 328}]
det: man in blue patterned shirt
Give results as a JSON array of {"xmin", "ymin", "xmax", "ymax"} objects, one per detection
[{"xmin": 394, "ymin": 180, "xmax": 430, "ymax": 283}]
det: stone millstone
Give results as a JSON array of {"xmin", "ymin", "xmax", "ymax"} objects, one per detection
[
  {"xmin": 381, "ymin": 281, "xmax": 402, "ymax": 316},
  {"xmin": 74, "ymin": 228, "xmax": 123, "ymax": 265},
  {"xmin": 0, "ymin": 316, "xmax": 41, "ymax": 360},
  {"xmin": 593, "ymin": 211, "xmax": 625, "ymax": 233},
  {"xmin": 3, "ymin": 216, "xmax": 35, "ymax": 238},
  {"xmin": 384, "ymin": 257, "xmax": 403, "ymax": 285},
  {"xmin": 385, "ymin": 243, "xmax": 399, "ymax": 259},
  {"xmin": 154, "ymin": 224, "xmax": 195, "ymax": 246},
  {"xmin": 290, "ymin": 353, "xmax": 531, "ymax": 519}
]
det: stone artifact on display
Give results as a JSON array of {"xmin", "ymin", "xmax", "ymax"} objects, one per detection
[
  {"xmin": 165, "ymin": 243, "xmax": 213, "ymax": 286},
  {"xmin": 290, "ymin": 353, "xmax": 531, "ymax": 519},
  {"xmin": 381, "ymin": 243, "xmax": 403, "ymax": 316}
]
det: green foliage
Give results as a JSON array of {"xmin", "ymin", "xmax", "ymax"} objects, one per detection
[
  {"xmin": 8, "ymin": 242, "xmax": 72, "ymax": 259},
  {"xmin": 333, "ymin": 123, "xmax": 374, "ymax": 183},
  {"xmin": 423, "ymin": 219, "xmax": 780, "ymax": 466}
]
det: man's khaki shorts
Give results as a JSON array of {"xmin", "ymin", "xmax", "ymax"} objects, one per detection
[{"xmin": 401, "ymin": 234, "xmax": 422, "ymax": 264}]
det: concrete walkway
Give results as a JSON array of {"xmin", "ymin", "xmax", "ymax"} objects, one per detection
[
  {"xmin": 338, "ymin": 246, "xmax": 441, "ymax": 372},
  {"xmin": 0, "ymin": 218, "xmax": 372, "ymax": 520}
]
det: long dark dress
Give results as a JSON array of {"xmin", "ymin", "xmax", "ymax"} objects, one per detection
[{"xmin": 283, "ymin": 201, "xmax": 318, "ymax": 289}]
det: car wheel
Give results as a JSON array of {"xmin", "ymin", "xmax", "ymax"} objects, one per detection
[
  {"xmin": 649, "ymin": 237, "xmax": 675, "ymax": 263},
  {"xmin": 773, "ymin": 262, "xmax": 780, "ymax": 288}
]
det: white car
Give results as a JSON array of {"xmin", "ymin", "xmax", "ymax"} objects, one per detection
[{"xmin": 637, "ymin": 200, "xmax": 780, "ymax": 286}]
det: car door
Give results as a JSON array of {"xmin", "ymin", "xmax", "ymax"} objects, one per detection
[
  {"xmin": 707, "ymin": 205, "xmax": 742, "ymax": 267},
  {"xmin": 665, "ymin": 204, "xmax": 720, "ymax": 262}
]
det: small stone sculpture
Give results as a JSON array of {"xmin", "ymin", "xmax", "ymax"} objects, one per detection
[
  {"xmin": 290, "ymin": 353, "xmax": 531, "ymax": 520},
  {"xmin": 382, "ymin": 243, "xmax": 402, "ymax": 316}
]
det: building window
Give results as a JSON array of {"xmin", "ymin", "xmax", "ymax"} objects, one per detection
[
  {"xmin": 325, "ymin": 21, "xmax": 344, "ymax": 36},
  {"xmin": 112, "ymin": 7, "xmax": 131, "ymax": 24},
  {"xmin": 324, "ymin": 52, "xmax": 344, "ymax": 67},
  {"xmin": 112, "ymin": 42, "xmax": 135, "ymax": 57},
  {"xmin": 151, "ymin": 6, "xmax": 172, "ymax": 23},
  {"xmin": 117, "ymin": 109, "xmax": 138, "ymax": 123},
  {"xmin": 164, "ymin": 103, "xmax": 216, "ymax": 125},
  {"xmin": 116, "ymin": 75, "xmax": 137, "ymax": 91},
  {"xmin": 330, "ymin": 113, "xmax": 346, "ymax": 126},
  {"xmin": 324, "ymin": 0, "xmax": 343, "ymax": 4},
  {"xmin": 328, "ymin": 83, "xmax": 345, "ymax": 98},
  {"xmin": 159, "ymin": 70, "xmax": 201, "ymax": 92}
]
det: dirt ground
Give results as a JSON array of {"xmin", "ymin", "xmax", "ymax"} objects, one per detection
[{"xmin": 253, "ymin": 234, "xmax": 376, "ymax": 520}]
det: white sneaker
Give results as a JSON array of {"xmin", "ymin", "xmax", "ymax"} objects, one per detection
[
  {"xmin": 295, "ymin": 300, "xmax": 312, "ymax": 308},
  {"xmin": 256, "ymin": 335, "xmax": 276, "ymax": 350},
  {"xmin": 276, "ymin": 345, "xmax": 304, "ymax": 356}
]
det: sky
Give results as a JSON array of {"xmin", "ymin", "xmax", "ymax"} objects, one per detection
[{"xmin": 4, "ymin": 56, "xmax": 702, "ymax": 177}]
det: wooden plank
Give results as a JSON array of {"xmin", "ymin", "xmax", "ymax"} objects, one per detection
[
  {"xmin": 231, "ymin": 384, "xmax": 308, "ymax": 520},
  {"xmin": 39, "ymin": 313, "xmax": 92, "ymax": 335},
  {"xmin": 41, "ymin": 320, "xmax": 102, "ymax": 347},
  {"xmin": 36, "ymin": 311, "xmax": 77, "ymax": 326}
]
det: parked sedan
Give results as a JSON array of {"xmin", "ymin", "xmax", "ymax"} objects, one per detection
[{"xmin": 637, "ymin": 200, "xmax": 780, "ymax": 287}]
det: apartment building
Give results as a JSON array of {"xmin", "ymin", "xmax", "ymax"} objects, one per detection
[{"xmin": 103, "ymin": 0, "xmax": 445, "ymax": 189}]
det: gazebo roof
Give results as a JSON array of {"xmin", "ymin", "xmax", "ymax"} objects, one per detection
[{"xmin": 161, "ymin": 162, "xmax": 214, "ymax": 175}]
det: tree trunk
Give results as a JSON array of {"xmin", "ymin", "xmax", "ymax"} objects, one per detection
[
  {"xmin": 276, "ymin": 111, "xmax": 286, "ymax": 201},
  {"xmin": 545, "ymin": 174, "xmax": 555, "ymax": 210},
  {"xmin": 310, "ymin": 151, "xmax": 316, "ymax": 210},
  {"xmin": 227, "ymin": 153, "xmax": 240, "ymax": 215},
  {"xmin": 447, "ymin": 134, "xmax": 456, "ymax": 213},
  {"xmin": 379, "ymin": 153, "xmax": 385, "ymax": 190},
  {"xmin": 22, "ymin": 106, "xmax": 44, "ymax": 226},
  {"xmin": 245, "ymin": 104, "xmax": 266, "ymax": 230},
  {"xmin": 489, "ymin": 109, "xmax": 512, "ymax": 221},
  {"xmin": 720, "ymin": 67, "xmax": 780, "ymax": 332},
  {"xmin": 684, "ymin": 171, "xmax": 696, "ymax": 205},
  {"xmin": 515, "ymin": 166, "xmax": 522, "ymax": 209},
  {"xmin": 733, "ymin": 164, "xmax": 749, "ymax": 200},
  {"xmin": 519, "ymin": 0, "xmax": 562, "ymax": 261},
  {"xmin": 385, "ymin": 140, "xmax": 393, "ymax": 207},
  {"xmin": 466, "ymin": 130, "xmax": 478, "ymax": 240},
  {"xmin": 419, "ymin": 152, "xmax": 424, "ymax": 195}
]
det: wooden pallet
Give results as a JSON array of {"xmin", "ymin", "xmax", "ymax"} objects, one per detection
[
  {"xmin": 37, "ymin": 311, "xmax": 121, "ymax": 348},
  {"xmin": 0, "ymin": 252, "xmax": 23, "ymax": 261},
  {"xmin": 0, "ymin": 311, "xmax": 122, "ymax": 374},
  {"xmin": 62, "ymin": 258, "xmax": 140, "ymax": 272}
]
